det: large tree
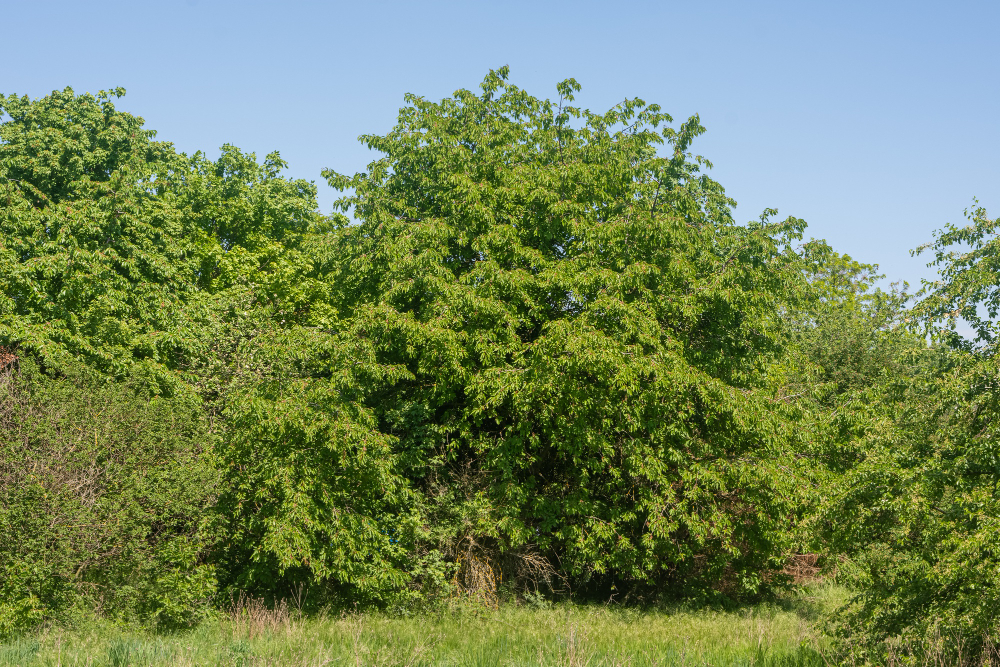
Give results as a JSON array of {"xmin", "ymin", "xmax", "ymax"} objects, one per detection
[{"xmin": 316, "ymin": 68, "xmax": 811, "ymax": 600}]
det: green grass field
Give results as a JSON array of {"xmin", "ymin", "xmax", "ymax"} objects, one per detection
[{"xmin": 0, "ymin": 583, "xmax": 848, "ymax": 666}]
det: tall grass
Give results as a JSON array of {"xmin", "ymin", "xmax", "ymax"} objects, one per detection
[{"xmin": 0, "ymin": 583, "xmax": 846, "ymax": 666}]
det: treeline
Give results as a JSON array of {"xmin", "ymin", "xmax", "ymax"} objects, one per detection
[{"xmin": 3, "ymin": 70, "xmax": 1000, "ymax": 662}]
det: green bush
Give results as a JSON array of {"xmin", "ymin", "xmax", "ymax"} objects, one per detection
[
  {"xmin": 0, "ymin": 356, "xmax": 219, "ymax": 635},
  {"xmin": 813, "ymin": 204, "xmax": 1000, "ymax": 663}
]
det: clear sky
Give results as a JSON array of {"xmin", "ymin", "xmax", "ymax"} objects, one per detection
[{"xmin": 3, "ymin": 0, "xmax": 998, "ymax": 292}]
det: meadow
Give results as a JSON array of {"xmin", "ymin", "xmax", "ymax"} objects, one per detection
[{"xmin": 0, "ymin": 583, "xmax": 845, "ymax": 667}]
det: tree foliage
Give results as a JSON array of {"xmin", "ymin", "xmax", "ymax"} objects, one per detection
[
  {"xmin": 318, "ymin": 68, "xmax": 811, "ymax": 599},
  {"xmin": 6, "ymin": 74, "xmax": 1000, "ymax": 660},
  {"xmin": 0, "ymin": 87, "xmax": 205, "ymax": 383},
  {"xmin": 809, "ymin": 205, "xmax": 1000, "ymax": 662}
]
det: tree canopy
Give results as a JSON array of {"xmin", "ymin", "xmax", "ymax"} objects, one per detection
[{"xmin": 2, "ymin": 72, "xmax": 1000, "ymax": 664}]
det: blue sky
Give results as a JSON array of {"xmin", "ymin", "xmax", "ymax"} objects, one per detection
[{"xmin": 3, "ymin": 0, "xmax": 998, "ymax": 292}]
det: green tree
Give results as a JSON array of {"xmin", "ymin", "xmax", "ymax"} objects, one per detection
[
  {"xmin": 0, "ymin": 87, "xmax": 210, "ymax": 385},
  {"xmin": 0, "ymin": 87, "xmax": 406, "ymax": 615},
  {"xmin": 0, "ymin": 89, "xmax": 325, "ymax": 385},
  {"xmin": 317, "ymin": 68, "xmax": 811, "ymax": 600},
  {"xmin": 817, "ymin": 204, "xmax": 1000, "ymax": 662}
]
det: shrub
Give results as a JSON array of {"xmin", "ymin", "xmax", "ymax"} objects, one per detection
[{"xmin": 0, "ymin": 354, "xmax": 219, "ymax": 634}]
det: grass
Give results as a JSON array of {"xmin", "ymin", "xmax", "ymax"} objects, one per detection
[{"xmin": 0, "ymin": 582, "xmax": 848, "ymax": 666}]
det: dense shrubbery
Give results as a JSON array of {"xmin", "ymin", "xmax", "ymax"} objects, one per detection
[
  {"xmin": 3, "ymin": 72, "xmax": 1000, "ymax": 663},
  {"xmin": 0, "ymin": 357, "xmax": 218, "ymax": 634}
]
